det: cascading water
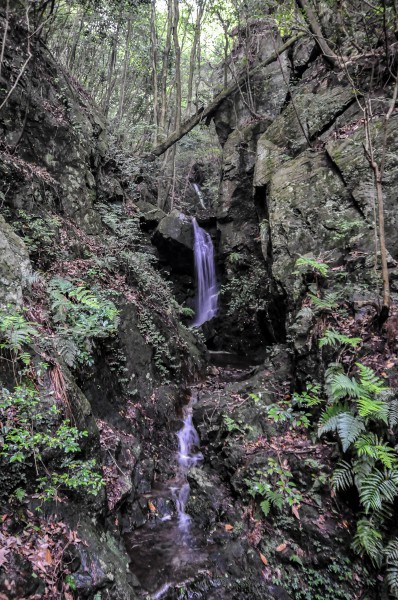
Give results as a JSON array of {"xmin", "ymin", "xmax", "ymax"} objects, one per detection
[
  {"xmin": 172, "ymin": 395, "xmax": 203, "ymax": 533},
  {"xmin": 192, "ymin": 218, "xmax": 218, "ymax": 327}
]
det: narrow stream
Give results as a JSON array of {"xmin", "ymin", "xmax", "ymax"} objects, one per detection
[{"xmin": 171, "ymin": 394, "xmax": 203, "ymax": 534}]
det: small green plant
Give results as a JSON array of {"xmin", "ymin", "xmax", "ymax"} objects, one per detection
[
  {"xmin": 315, "ymin": 361, "xmax": 398, "ymax": 589},
  {"xmin": 48, "ymin": 277, "xmax": 119, "ymax": 367},
  {"xmin": 0, "ymin": 307, "xmax": 38, "ymax": 361},
  {"xmin": 319, "ymin": 328, "xmax": 362, "ymax": 349},
  {"xmin": 294, "ymin": 255, "xmax": 329, "ymax": 278},
  {"xmin": 0, "ymin": 384, "xmax": 104, "ymax": 503},
  {"xmin": 223, "ymin": 414, "xmax": 245, "ymax": 434},
  {"xmin": 246, "ymin": 458, "xmax": 302, "ymax": 517},
  {"xmin": 308, "ymin": 291, "xmax": 341, "ymax": 312}
]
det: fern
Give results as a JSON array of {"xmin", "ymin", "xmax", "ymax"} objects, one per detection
[
  {"xmin": 55, "ymin": 336, "xmax": 79, "ymax": 368},
  {"xmin": 337, "ymin": 413, "xmax": 366, "ymax": 452},
  {"xmin": 68, "ymin": 286, "xmax": 101, "ymax": 309},
  {"xmin": 319, "ymin": 328, "xmax": 362, "ymax": 349},
  {"xmin": 388, "ymin": 398, "xmax": 398, "ymax": 427},
  {"xmin": 355, "ymin": 434, "xmax": 398, "ymax": 469},
  {"xmin": 358, "ymin": 470, "xmax": 398, "ymax": 513},
  {"xmin": 294, "ymin": 256, "xmax": 329, "ymax": 277},
  {"xmin": 356, "ymin": 394, "xmax": 388, "ymax": 423},
  {"xmin": 0, "ymin": 310, "xmax": 38, "ymax": 354},
  {"xmin": 319, "ymin": 405, "xmax": 365, "ymax": 452},
  {"xmin": 385, "ymin": 539, "xmax": 398, "ymax": 594},
  {"xmin": 332, "ymin": 460, "xmax": 354, "ymax": 491},
  {"xmin": 356, "ymin": 363, "xmax": 388, "ymax": 396},
  {"xmin": 352, "ymin": 519, "xmax": 383, "ymax": 566},
  {"xmin": 327, "ymin": 372, "xmax": 362, "ymax": 400},
  {"xmin": 309, "ymin": 291, "xmax": 340, "ymax": 312}
]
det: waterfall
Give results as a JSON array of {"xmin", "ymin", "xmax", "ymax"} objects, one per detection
[
  {"xmin": 192, "ymin": 218, "xmax": 218, "ymax": 327},
  {"xmin": 192, "ymin": 183, "xmax": 206, "ymax": 210},
  {"xmin": 173, "ymin": 396, "xmax": 203, "ymax": 533}
]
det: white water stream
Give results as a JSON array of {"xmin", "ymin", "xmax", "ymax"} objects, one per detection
[
  {"xmin": 192, "ymin": 218, "xmax": 218, "ymax": 327},
  {"xmin": 172, "ymin": 395, "xmax": 203, "ymax": 534}
]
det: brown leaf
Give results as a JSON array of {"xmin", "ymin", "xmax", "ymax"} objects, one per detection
[
  {"xmin": 224, "ymin": 524, "xmax": 234, "ymax": 531},
  {"xmin": 276, "ymin": 542, "xmax": 287, "ymax": 553},
  {"xmin": 259, "ymin": 552, "xmax": 268, "ymax": 565},
  {"xmin": 148, "ymin": 501, "xmax": 157, "ymax": 513},
  {"xmin": 44, "ymin": 548, "xmax": 53, "ymax": 565},
  {"xmin": 0, "ymin": 547, "xmax": 9, "ymax": 567},
  {"xmin": 292, "ymin": 505, "xmax": 301, "ymax": 520}
]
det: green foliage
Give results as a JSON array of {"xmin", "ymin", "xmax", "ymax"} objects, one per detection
[
  {"xmin": 385, "ymin": 539, "xmax": 398, "ymax": 595},
  {"xmin": 316, "ymin": 361, "xmax": 398, "ymax": 584},
  {"xmin": 246, "ymin": 458, "xmax": 302, "ymax": 517},
  {"xmin": 352, "ymin": 520, "xmax": 384, "ymax": 567},
  {"xmin": 0, "ymin": 385, "xmax": 104, "ymax": 502},
  {"xmin": 309, "ymin": 291, "xmax": 341, "ymax": 312},
  {"xmin": 223, "ymin": 414, "xmax": 245, "ymax": 434},
  {"xmin": 319, "ymin": 328, "xmax": 362, "ymax": 349},
  {"xmin": 0, "ymin": 307, "xmax": 38, "ymax": 361},
  {"xmin": 48, "ymin": 277, "xmax": 119, "ymax": 367},
  {"xmin": 294, "ymin": 256, "xmax": 329, "ymax": 278},
  {"xmin": 16, "ymin": 210, "xmax": 61, "ymax": 258}
]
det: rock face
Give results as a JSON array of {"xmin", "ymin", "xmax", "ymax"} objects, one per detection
[
  {"xmin": 0, "ymin": 215, "xmax": 31, "ymax": 308},
  {"xmin": 152, "ymin": 209, "xmax": 194, "ymax": 272},
  {"xmin": 211, "ymin": 25, "xmax": 398, "ymax": 359}
]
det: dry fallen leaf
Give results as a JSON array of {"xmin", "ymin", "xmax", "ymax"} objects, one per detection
[
  {"xmin": 45, "ymin": 548, "xmax": 53, "ymax": 565},
  {"xmin": 148, "ymin": 501, "xmax": 157, "ymax": 513},
  {"xmin": 259, "ymin": 552, "xmax": 268, "ymax": 565},
  {"xmin": 276, "ymin": 542, "xmax": 287, "ymax": 552},
  {"xmin": 0, "ymin": 547, "xmax": 9, "ymax": 567},
  {"xmin": 224, "ymin": 524, "xmax": 234, "ymax": 531},
  {"xmin": 292, "ymin": 505, "xmax": 301, "ymax": 520}
]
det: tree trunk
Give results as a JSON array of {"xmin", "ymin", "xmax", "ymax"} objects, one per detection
[
  {"xmin": 186, "ymin": 0, "xmax": 205, "ymax": 116},
  {"xmin": 295, "ymin": 0, "xmax": 340, "ymax": 67},
  {"xmin": 159, "ymin": 0, "xmax": 173, "ymax": 139},
  {"xmin": 118, "ymin": 17, "xmax": 132, "ymax": 122},
  {"xmin": 150, "ymin": 0, "xmax": 159, "ymax": 141}
]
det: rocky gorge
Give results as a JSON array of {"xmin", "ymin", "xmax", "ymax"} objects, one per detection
[{"xmin": 1, "ymin": 2, "xmax": 398, "ymax": 599}]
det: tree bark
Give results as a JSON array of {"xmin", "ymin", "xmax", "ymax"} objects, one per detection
[
  {"xmin": 150, "ymin": 32, "xmax": 304, "ymax": 157},
  {"xmin": 118, "ymin": 17, "xmax": 132, "ymax": 122},
  {"xmin": 295, "ymin": 0, "xmax": 340, "ymax": 67}
]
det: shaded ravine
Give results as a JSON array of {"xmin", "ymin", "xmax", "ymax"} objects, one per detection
[{"xmin": 124, "ymin": 363, "xmax": 263, "ymax": 600}]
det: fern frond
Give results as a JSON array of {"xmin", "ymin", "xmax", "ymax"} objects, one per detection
[
  {"xmin": 336, "ymin": 412, "xmax": 365, "ymax": 452},
  {"xmin": 328, "ymin": 372, "xmax": 362, "ymax": 401},
  {"xmin": 309, "ymin": 291, "xmax": 341, "ymax": 312},
  {"xmin": 356, "ymin": 394, "xmax": 389, "ymax": 423},
  {"xmin": 319, "ymin": 328, "xmax": 361, "ymax": 349},
  {"xmin": 389, "ymin": 399, "xmax": 398, "ymax": 428},
  {"xmin": 355, "ymin": 434, "xmax": 398, "ymax": 469},
  {"xmin": 318, "ymin": 403, "xmax": 347, "ymax": 435},
  {"xmin": 332, "ymin": 460, "xmax": 354, "ymax": 491},
  {"xmin": 56, "ymin": 336, "xmax": 79, "ymax": 368},
  {"xmin": 356, "ymin": 363, "xmax": 388, "ymax": 395},
  {"xmin": 359, "ymin": 470, "xmax": 398, "ymax": 513},
  {"xmin": 352, "ymin": 519, "xmax": 383, "ymax": 566},
  {"xmin": 386, "ymin": 539, "xmax": 398, "ymax": 595}
]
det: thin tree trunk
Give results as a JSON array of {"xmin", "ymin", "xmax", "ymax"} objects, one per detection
[
  {"xmin": 186, "ymin": 0, "xmax": 205, "ymax": 116},
  {"xmin": 172, "ymin": 0, "xmax": 181, "ymax": 132},
  {"xmin": 118, "ymin": 17, "xmax": 132, "ymax": 122},
  {"xmin": 159, "ymin": 0, "xmax": 173, "ymax": 139},
  {"xmin": 150, "ymin": 33, "xmax": 304, "ymax": 157},
  {"xmin": 103, "ymin": 20, "xmax": 120, "ymax": 117},
  {"xmin": 150, "ymin": 0, "xmax": 159, "ymax": 141},
  {"xmin": 295, "ymin": 0, "xmax": 340, "ymax": 67}
]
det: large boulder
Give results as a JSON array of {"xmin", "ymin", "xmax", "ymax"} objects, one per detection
[{"xmin": 152, "ymin": 209, "xmax": 194, "ymax": 273}]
